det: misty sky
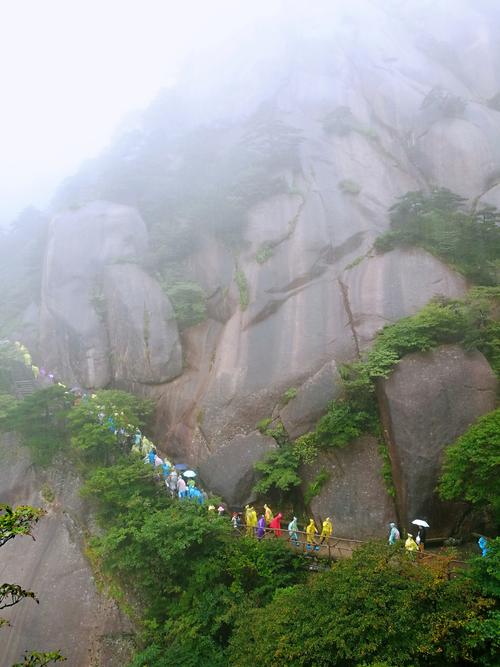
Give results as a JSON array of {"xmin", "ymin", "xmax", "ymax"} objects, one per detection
[{"xmin": 0, "ymin": 0, "xmax": 281, "ymax": 226}]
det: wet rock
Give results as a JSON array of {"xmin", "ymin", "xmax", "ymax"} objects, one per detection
[
  {"xmin": 38, "ymin": 201, "xmax": 182, "ymax": 388},
  {"xmin": 301, "ymin": 436, "xmax": 396, "ymax": 540},
  {"xmin": 104, "ymin": 264, "xmax": 182, "ymax": 385},
  {"xmin": 344, "ymin": 248, "xmax": 467, "ymax": 349},
  {"xmin": 198, "ymin": 431, "xmax": 277, "ymax": 506},
  {"xmin": 280, "ymin": 360, "xmax": 342, "ymax": 440},
  {"xmin": 378, "ymin": 345, "xmax": 497, "ymax": 536},
  {"xmin": 0, "ymin": 435, "xmax": 133, "ymax": 667}
]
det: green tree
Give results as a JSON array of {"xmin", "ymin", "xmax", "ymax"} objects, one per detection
[
  {"xmin": 4, "ymin": 386, "xmax": 74, "ymax": 465},
  {"xmin": 68, "ymin": 390, "xmax": 153, "ymax": 466},
  {"xmin": 439, "ymin": 409, "xmax": 500, "ymax": 526},
  {"xmin": 81, "ymin": 459, "xmax": 169, "ymax": 526},
  {"xmin": 228, "ymin": 542, "xmax": 499, "ymax": 666},
  {"xmin": 375, "ymin": 188, "xmax": 500, "ymax": 285}
]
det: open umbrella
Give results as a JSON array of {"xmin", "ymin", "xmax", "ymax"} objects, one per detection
[
  {"xmin": 183, "ymin": 470, "xmax": 197, "ymax": 478},
  {"xmin": 411, "ymin": 519, "xmax": 430, "ymax": 528},
  {"xmin": 175, "ymin": 463, "xmax": 188, "ymax": 471}
]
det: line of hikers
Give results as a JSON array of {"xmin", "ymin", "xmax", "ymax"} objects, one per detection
[
  {"xmin": 237, "ymin": 504, "xmax": 333, "ymax": 550},
  {"xmin": 388, "ymin": 521, "xmax": 427, "ymax": 552}
]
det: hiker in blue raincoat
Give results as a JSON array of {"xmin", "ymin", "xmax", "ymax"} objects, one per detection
[
  {"xmin": 478, "ymin": 536, "xmax": 489, "ymax": 557},
  {"xmin": 388, "ymin": 522, "xmax": 400, "ymax": 545},
  {"xmin": 148, "ymin": 449, "xmax": 156, "ymax": 465}
]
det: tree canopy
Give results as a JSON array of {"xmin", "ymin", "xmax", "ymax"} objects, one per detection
[{"xmin": 439, "ymin": 409, "xmax": 500, "ymax": 526}]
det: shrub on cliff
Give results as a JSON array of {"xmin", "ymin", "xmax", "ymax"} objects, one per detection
[
  {"xmin": 228, "ymin": 542, "xmax": 499, "ymax": 666},
  {"xmin": 3, "ymin": 386, "xmax": 73, "ymax": 465},
  {"xmin": 375, "ymin": 188, "xmax": 500, "ymax": 285},
  {"xmin": 439, "ymin": 409, "xmax": 500, "ymax": 526},
  {"xmin": 68, "ymin": 390, "xmax": 153, "ymax": 466}
]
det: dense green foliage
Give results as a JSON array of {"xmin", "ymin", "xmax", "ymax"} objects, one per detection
[
  {"xmin": 468, "ymin": 537, "xmax": 500, "ymax": 599},
  {"xmin": 439, "ymin": 409, "xmax": 500, "ymax": 525},
  {"xmin": 68, "ymin": 390, "xmax": 153, "ymax": 466},
  {"xmin": 82, "ymin": 464, "xmax": 306, "ymax": 666},
  {"xmin": 375, "ymin": 189, "xmax": 500, "ymax": 285},
  {"xmin": 228, "ymin": 542, "xmax": 500, "ymax": 666},
  {"xmin": 1, "ymin": 386, "xmax": 153, "ymax": 467},
  {"xmin": 3, "ymin": 386, "xmax": 74, "ymax": 465}
]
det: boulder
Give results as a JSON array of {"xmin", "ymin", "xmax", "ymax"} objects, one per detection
[
  {"xmin": 198, "ymin": 431, "xmax": 277, "ymax": 506},
  {"xmin": 280, "ymin": 360, "xmax": 342, "ymax": 440},
  {"xmin": 103, "ymin": 264, "xmax": 182, "ymax": 385},
  {"xmin": 38, "ymin": 201, "xmax": 182, "ymax": 388},
  {"xmin": 378, "ymin": 345, "xmax": 497, "ymax": 536},
  {"xmin": 301, "ymin": 436, "xmax": 396, "ymax": 540}
]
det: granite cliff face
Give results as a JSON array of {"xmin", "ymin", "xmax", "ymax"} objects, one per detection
[
  {"xmin": 39, "ymin": 201, "xmax": 182, "ymax": 388},
  {"xmin": 30, "ymin": 1, "xmax": 500, "ymax": 536}
]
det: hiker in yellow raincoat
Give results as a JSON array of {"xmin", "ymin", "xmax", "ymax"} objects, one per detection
[
  {"xmin": 320, "ymin": 517, "xmax": 333, "ymax": 545},
  {"xmin": 405, "ymin": 533, "xmax": 419, "ymax": 553},
  {"xmin": 306, "ymin": 518, "xmax": 318, "ymax": 550},
  {"xmin": 264, "ymin": 503, "xmax": 273, "ymax": 525},
  {"xmin": 245, "ymin": 505, "xmax": 258, "ymax": 536}
]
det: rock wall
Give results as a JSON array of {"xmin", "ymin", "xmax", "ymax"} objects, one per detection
[
  {"xmin": 0, "ymin": 435, "xmax": 134, "ymax": 667},
  {"xmin": 39, "ymin": 201, "xmax": 182, "ymax": 389},
  {"xmin": 301, "ymin": 436, "xmax": 396, "ymax": 540},
  {"xmin": 378, "ymin": 345, "xmax": 497, "ymax": 535},
  {"xmin": 30, "ymin": 1, "xmax": 500, "ymax": 532}
]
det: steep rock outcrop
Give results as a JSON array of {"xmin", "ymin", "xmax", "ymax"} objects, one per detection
[
  {"xmin": 103, "ymin": 264, "xmax": 182, "ymax": 385},
  {"xmin": 378, "ymin": 345, "xmax": 497, "ymax": 536},
  {"xmin": 0, "ymin": 436, "xmax": 133, "ymax": 667},
  {"xmin": 198, "ymin": 431, "xmax": 277, "ymax": 506},
  {"xmin": 280, "ymin": 360, "xmax": 342, "ymax": 440},
  {"xmin": 39, "ymin": 202, "xmax": 181, "ymax": 388},
  {"xmin": 343, "ymin": 248, "xmax": 467, "ymax": 349},
  {"xmin": 301, "ymin": 436, "xmax": 396, "ymax": 540}
]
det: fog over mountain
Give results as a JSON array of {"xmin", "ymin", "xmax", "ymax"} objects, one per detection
[{"xmin": 1, "ymin": 2, "xmax": 499, "ymax": 665}]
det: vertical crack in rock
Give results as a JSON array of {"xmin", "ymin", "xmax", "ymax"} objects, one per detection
[{"xmin": 337, "ymin": 277, "xmax": 361, "ymax": 359}]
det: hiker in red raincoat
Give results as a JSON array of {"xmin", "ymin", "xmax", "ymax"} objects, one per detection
[{"xmin": 269, "ymin": 512, "xmax": 283, "ymax": 537}]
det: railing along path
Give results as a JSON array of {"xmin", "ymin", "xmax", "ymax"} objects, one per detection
[{"xmin": 234, "ymin": 524, "xmax": 468, "ymax": 576}]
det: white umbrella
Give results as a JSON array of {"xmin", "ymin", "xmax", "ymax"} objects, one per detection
[
  {"xmin": 183, "ymin": 470, "xmax": 197, "ymax": 478},
  {"xmin": 411, "ymin": 519, "xmax": 430, "ymax": 528}
]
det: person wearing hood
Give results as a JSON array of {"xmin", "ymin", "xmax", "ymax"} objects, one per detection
[
  {"xmin": 264, "ymin": 503, "xmax": 273, "ymax": 525},
  {"xmin": 405, "ymin": 533, "xmax": 419, "ymax": 553},
  {"xmin": 166, "ymin": 469, "xmax": 178, "ymax": 498},
  {"xmin": 147, "ymin": 448, "xmax": 156, "ymax": 466},
  {"xmin": 288, "ymin": 516, "xmax": 299, "ymax": 546},
  {"xmin": 245, "ymin": 505, "xmax": 258, "ymax": 536},
  {"xmin": 177, "ymin": 475, "xmax": 187, "ymax": 499},
  {"xmin": 320, "ymin": 517, "xmax": 333, "ymax": 545},
  {"xmin": 306, "ymin": 518, "xmax": 318, "ymax": 550},
  {"xmin": 269, "ymin": 512, "xmax": 283, "ymax": 537},
  {"xmin": 257, "ymin": 514, "xmax": 266, "ymax": 540},
  {"xmin": 478, "ymin": 535, "xmax": 489, "ymax": 557},
  {"xmin": 388, "ymin": 522, "xmax": 400, "ymax": 545}
]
